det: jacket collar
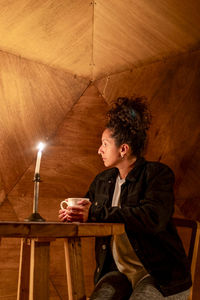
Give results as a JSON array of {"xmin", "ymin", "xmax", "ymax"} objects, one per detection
[
  {"xmin": 98, "ymin": 157, "xmax": 146, "ymax": 183},
  {"xmin": 126, "ymin": 157, "xmax": 146, "ymax": 183}
]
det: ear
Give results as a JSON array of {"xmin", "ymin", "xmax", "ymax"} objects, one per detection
[{"xmin": 120, "ymin": 144, "xmax": 130, "ymax": 157}]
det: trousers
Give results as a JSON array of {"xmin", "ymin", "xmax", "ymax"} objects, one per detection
[{"xmin": 90, "ymin": 271, "xmax": 190, "ymax": 300}]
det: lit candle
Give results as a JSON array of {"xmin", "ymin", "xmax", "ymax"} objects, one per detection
[{"xmin": 34, "ymin": 142, "xmax": 45, "ymax": 174}]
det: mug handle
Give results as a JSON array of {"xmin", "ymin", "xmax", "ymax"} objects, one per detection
[{"xmin": 60, "ymin": 200, "xmax": 68, "ymax": 210}]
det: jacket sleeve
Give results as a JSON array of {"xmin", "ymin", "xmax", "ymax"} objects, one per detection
[{"xmin": 88, "ymin": 164, "xmax": 175, "ymax": 235}]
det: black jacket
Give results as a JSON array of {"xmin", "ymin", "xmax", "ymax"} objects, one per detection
[{"xmin": 87, "ymin": 157, "xmax": 192, "ymax": 296}]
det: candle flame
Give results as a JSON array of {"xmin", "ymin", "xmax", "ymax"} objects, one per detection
[{"xmin": 37, "ymin": 142, "xmax": 45, "ymax": 151}]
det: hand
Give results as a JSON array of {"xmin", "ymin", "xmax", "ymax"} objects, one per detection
[
  {"xmin": 58, "ymin": 209, "xmax": 68, "ymax": 222},
  {"xmin": 66, "ymin": 199, "xmax": 91, "ymax": 223}
]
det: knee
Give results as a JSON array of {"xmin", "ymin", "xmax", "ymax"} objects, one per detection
[{"xmin": 90, "ymin": 271, "xmax": 132, "ymax": 300}]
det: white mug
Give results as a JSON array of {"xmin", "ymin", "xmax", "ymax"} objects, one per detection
[{"xmin": 60, "ymin": 198, "xmax": 90, "ymax": 210}]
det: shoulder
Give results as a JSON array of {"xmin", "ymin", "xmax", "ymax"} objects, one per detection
[
  {"xmin": 144, "ymin": 160, "xmax": 175, "ymax": 183},
  {"xmin": 145, "ymin": 160, "xmax": 174, "ymax": 173}
]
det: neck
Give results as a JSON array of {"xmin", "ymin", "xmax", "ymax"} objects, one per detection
[{"xmin": 118, "ymin": 156, "xmax": 137, "ymax": 179}]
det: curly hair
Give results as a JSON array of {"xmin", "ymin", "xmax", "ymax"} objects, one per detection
[{"xmin": 106, "ymin": 96, "xmax": 152, "ymax": 157}]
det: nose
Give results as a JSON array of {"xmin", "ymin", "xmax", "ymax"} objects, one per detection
[{"xmin": 98, "ymin": 145, "xmax": 103, "ymax": 155}]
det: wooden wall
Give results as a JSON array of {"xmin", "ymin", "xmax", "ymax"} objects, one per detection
[
  {"xmin": 0, "ymin": 49, "xmax": 200, "ymax": 298},
  {"xmin": 0, "ymin": 1, "xmax": 200, "ymax": 299},
  {"xmin": 95, "ymin": 49, "xmax": 200, "ymax": 220}
]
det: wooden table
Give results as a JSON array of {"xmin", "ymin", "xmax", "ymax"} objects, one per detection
[{"xmin": 0, "ymin": 221, "xmax": 124, "ymax": 300}]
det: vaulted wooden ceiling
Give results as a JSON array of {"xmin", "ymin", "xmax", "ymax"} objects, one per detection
[{"xmin": 0, "ymin": 0, "xmax": 200, "ymax": 80}]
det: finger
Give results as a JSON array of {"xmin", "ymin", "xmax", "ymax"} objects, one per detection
[
  {"xmin": 68, "ymin": 205, "xmax": 84, "ymax": 212},
  {"xmin": 78, "ymin": 199, "xmax": 91, "ymax": 206},
  {"xmin": 58, "ymin": 211, "xmax": 67, "ymax": 217},
  {"xmin": 59, "ymin": 209, "xmax": 66, "ymax": 214},
  {"xmin": 59, "ymin": 214, "xmax": 67, "ymax": 222},
  {"xmin": 58, "ymin": 210, "xmax": 67, "ymax": 221},
  {"xmin": 68, "ymin": 210, "xmax": 82, "ymax": 217},
  {"xmin": 67, "ymin": 215, "xmax": 83, "ymax": 222}
]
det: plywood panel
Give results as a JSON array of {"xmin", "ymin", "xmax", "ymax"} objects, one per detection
[
  {"xmin": 93, "ymin": 0, "xmax": 200, "ymax": 79},
  {"xmin": 0, "ymin": 0, "xmax": 200, "ymax": 79},
  {"xmin": 50, "ymin": 239, "xmax": 69, "ymax": 299},
  {"xmin": 95, "ymin": 49, "xmax": 200, "ymax": 220},
  {"xmin": 8, "ymin": 85, "xmax": 107, "ymax": 221},
  {"xmin": 0, "ymin": 177, "xmax": 5, "ymax": 204},
  {"xmin": 175, "ymin": 145, "xmax": 200, "ymax": 220},
  {"xmin": 0, "ymin": 50, "xmax": 89, "ymax": 195},
  {"xmin": 0, "ymin": 0, "xmax": 93, "ymax": 77},
  {"xmin": 0, "ymin": 198, "xmax": 18, "ymax": 221},
  {"xmin": 0, "ymin": 199, "xmax": 20, "ymax": 299}
]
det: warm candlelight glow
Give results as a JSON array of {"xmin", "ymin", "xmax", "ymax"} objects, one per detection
[
  {"xmin": 35, "ymin": 142, "xmax": 46, "ymax": 174},
  {"xmin": 37, "ymin": 142, "xmax": 45, "ymax": 151}
]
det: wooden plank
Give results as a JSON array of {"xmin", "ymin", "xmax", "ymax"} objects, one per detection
[
  {"xmin": 0, "ymin": 222, "xmax": 124, "ymax": 238},
  {"xmin": 0, "ymin": 223, "xmax": 30, "ymax": 237},
  {"xmin": 81, "ymin": 237, "xmax": 95, "ymax": 297},
  {"xmin": 77, "ymin": 223, "xmax": 124, "ymax": 236},
  {"xmin": 17, "ymin": 239, "xmax": 30, "ymax": 300},
  {"xmin": 190, "ymin": 222, "xmax": 200, "ymax": 300},
  {"xmin": 29, "ymin": 239, "xmax": 51, "ymax": 300},
  {"xmin": 64, "ymin": 238, "xmax": 86, "ymax": 300},
  {"xmin": 0, "ymin": 222, "xmax": 76, "ymax": 238},
  {"xmin": 29, "ymin": 224, "xmax": 77, "ymax": 238}
]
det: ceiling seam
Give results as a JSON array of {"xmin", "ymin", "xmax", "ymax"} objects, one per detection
[
  {"xmin": 6, "ymin": 81, "xmax": 92, "ymax": 197},
  {"xmin": 90, "ymin": 1, "xmax": 96, "ymax": 82},
  {"xmin": 0, "ymin": 49, "xmax": 90, "ymax": 82},
  {"xmin": 91, "ymin": 81, "xmax": 111, "ymax": 106},
  {"xmin": 93, "ymin": 47, "xmax": 200, "ymax": 83}
]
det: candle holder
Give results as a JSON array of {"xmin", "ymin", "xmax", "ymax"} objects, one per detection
[{"xmin": 25, "ymin": 173, "xmax": 45, "ymax": 222}]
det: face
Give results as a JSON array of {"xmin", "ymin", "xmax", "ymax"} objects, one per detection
[{"xmin": 98, "ymin": 128, "xmax": 122, "ymax": 168}]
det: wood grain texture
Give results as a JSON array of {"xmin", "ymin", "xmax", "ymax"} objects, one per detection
[
  {"xmin": 29, "ymin": 240, "xmax": 50, "ymax": 300},
  {"xmin": 0, "ymin": 0, "xmax": 199, "ymax": 79},
  {"xmin": 17, "ymin": 239, "xmax": 30, "ymax": 300},
  {"xmin": 95, "ymin": 50, "xmax": 200, "ymax": 221},
  {"xmin": 0, "ymin": 50, "xmax": 89, "ymax": 195},
  {"xmin": 0, "ymin": 0, "xmax": 93, "ymax": 77},
  {"xmin": 0, "ymin": 198, "xmax": 18, "ymax": 221},
  {"xmin": 0, "ymin": 238, "xmax": 21, "ymax": 299},
  {"xmin": 92, "ymin": 0, "xmax": 200, "ymax": 79},
  {"xmin": 8, "ymin": 85, "xmax": 108, "ymax": 221},
  {"xmin": 0, "ymin": 222, "xmax": 124, "ymax": 238},
  {"xmin": 0, "ymin": 177, "xmax": 5, "ymax": 204},
  {"xmin": 64, "ymin": 238, "xmax": 86, "ymax": 300}
]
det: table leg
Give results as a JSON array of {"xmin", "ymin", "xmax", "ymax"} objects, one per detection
[
  {"xmin": 17, "ymin": 238, "xmax": 31, "ymax": 300},
  {"xmin": 64, "ymin": 237, "xmax": 86, "ymax": 300},
  {"xmin": 29, "ymin": 239, "xmax": 51, "ymax": 300}
]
